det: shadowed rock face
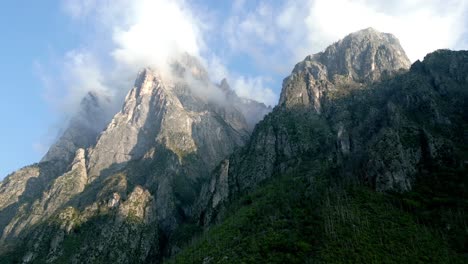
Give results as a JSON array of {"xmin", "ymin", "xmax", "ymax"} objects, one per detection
[
  {"xmin": 0, "ymin": 149, "xmax": 88, "ymax": 242},
  {"xmin": 198, "ymin": 32, "xmax": 467, "ymax": 226},
  {"xmin": 42, "ymin": 91, "xmax": 113, "ymax": 166}
]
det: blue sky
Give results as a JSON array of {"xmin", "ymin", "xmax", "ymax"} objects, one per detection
[
  {"xmin": 0, "ymin": 1, "xmax": 76, "ymax": 178},
  {"xmin": 1, "ymin": 0, "xmax": 467, "ymax": 179}
]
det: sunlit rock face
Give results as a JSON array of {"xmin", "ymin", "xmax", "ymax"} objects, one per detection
[
  {"xmin": 279, "ymin": 27, "xmax": 411, "ymax": 112},
  {"xmin": 0, "ymin": 53, "xmax": 271, "ymax": 263},
  {"xmin": 86, "ymin": 64, "xmax": 251, "ymax": 182}
]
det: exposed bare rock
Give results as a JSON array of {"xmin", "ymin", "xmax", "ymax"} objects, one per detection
[
  {"xmin": 0, "ymin": 52, "xmax": 272, "ymax": 262},
  {"xmin": 1, "ymin": 149, "xmax": 88, "ymax": 241},
  {"xmin": 279, "ymin": 27, "xmax": 411, "ymax": 111},
  {"xmin": 42, "ymin": 91, "xmax": 113, "ymax": 166},
  {"xmin": 197, "ymin": 31, "xmax": 467, "ymax": 226},
  {"xmin": 87, "ymin": 63, "xmax": 250, "ymax": 181},
  {"xmin": 0, "ymin": 166, "xmax": 40, "ymax": 211}
]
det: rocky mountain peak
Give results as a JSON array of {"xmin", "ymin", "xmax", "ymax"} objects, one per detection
[
  {"xmin": 320, "ymin": 27, "xmax": 411, "ymax": 82},
  {"xmin": 171, "ymin": 53, "xmax": 210, "ymax": 81},
  {"xmin": 133, "ymin": 67, "xmax": 162, "ymax": 97},
  {"xmin": 280, "ymin": 28, "xmax": 411, "ymax": 111},
  {"xmin": 41, "ymin": 90, "xmax": 113, "ymax": 166}
]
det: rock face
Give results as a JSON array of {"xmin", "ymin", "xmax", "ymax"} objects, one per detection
[
  {"xmin": 1, "ymin": 149, "xmax": 88, "ymax": 242},
  {"xmin": 197, "ymin": 30, "xmax": 467, "ymax": 225},
  {"xmin": 0, "ymin": 53, "xmax": 270, "ymax": 262},
  {"xmin": 42, "ymin": 91, "xmax": 113, "ymax": 166},
  {"xmin": 87, "ymin": 64, "xmax": 251, "ymax": 181},
  {"xmin": 279, "ymin": 27, "xmax": 411, "ymax": 112}
]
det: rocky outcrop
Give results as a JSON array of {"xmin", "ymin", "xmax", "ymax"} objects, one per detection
[
  {"xmin": 18, "ymin": 185, "xmax": 158, "ymax": 264},
  {"xmin": 42, "ymin": 91, "xmax": 113, "ymax": 166},
  {"xmin": 279, "ymin": 27, "xmax": 411, "ymax": 111},
  {"xmin": 1, "ymin": 149, "xmax": 88, "ymax": 241},
  {"xmin": 87, "ymin": 62, "xmax": 251, "ymax": 181},
  {"xmin": 0, "ymin": 166, "xmax": 40, "ymax": 212},
  {"xmin": 198, "ymin": 30, "xmax": 467, "ymax": 225},
  {"xmin": 86, "ymin": 69, "xmax": 169, "ymax": 180}
]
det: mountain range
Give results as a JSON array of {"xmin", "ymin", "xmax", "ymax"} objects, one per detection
[{"xmin": 0, "ymin": 28, "xmax": 466, "ymax": 263}]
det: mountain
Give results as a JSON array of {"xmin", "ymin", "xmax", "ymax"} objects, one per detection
[
  {"xmin": 42, "ymin": 91, "xmax": 114, "ymax": 166},
  {"xmin": 0, "ymin": 54, "xmax": 270, "ymax": 262},
  {"xmin": 180, "ymin": 29, "xmax": 467, "ymax": 262},
  {"xmin": 279, "ymin": 27, "xmax": 411, "ymax": 111},
  {"xmin": 1, "ymin": 28, "xmax": 467, "ymax": 263},
  {"xmin": 197, "ymin": 28, "xmax": 414, "ymax": 220}
]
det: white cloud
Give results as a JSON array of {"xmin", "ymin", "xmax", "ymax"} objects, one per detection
[
  {"xmin": 61, "ymin": 0, "xmax": 205, "ymax": 72},
  {"xmin": 110, "ymin": 0, "xmax": 202, "ymax": 74},
  {"xmin": 304, "ymin": 0, "xmax": 467, "ymax": 61},
  {"xmin": 224, "ymin": 0, "xmax": 468, "ymax": 69},
  {"xmin": 32, "ymin": 142, "xmax": 49, "ymax": 156},
  {"xmin": 35, "ymin": 50, "xmax": 109, "ymax": 114},
  {"xmin": 232, "ymin": 76, "xmax": 277, "ymax": 107},
  {"xmin": 56, "ymin": 0, "xmax": 280, "ymax": 109},
  {"xmin": 203, "ymin": 54, "xmax": 229, "ymax": 84},
  {"xmin": 202, "ymin": 53, "xmax": 278, "ymax": 106},
  {"xmin": 44, "ymin": 0, "xmax": 207, "ymax": 115},
  {"xmin": 52, "ymin": 0, "xmax": 467, "ymax": 112}
]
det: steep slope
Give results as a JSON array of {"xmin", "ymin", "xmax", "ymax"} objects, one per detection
[
  {"xmin": 0, "ymin": 54, "xmax": 271, "ymax": 263},
  {"xmin": 172, "ymin": 165, "xmax": 466, "ymax": 264},
  {"xmin": 187, "ymin": 30, "xmax": 467, "ymax": 262},
  {"xmin": 198, "ymin": 28, "xmax": 414, "ymax": 221},
  {"xmin": 0, "ymin": 92, "xmax": 112, "ymax": 248}
]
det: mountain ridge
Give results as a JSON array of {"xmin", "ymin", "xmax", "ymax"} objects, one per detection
[{"xmin": 1, "ymin": 28, "xmax": 466, "ymax": 263}]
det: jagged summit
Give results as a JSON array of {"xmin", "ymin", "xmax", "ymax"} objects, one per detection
[
  {"xmin": 41, "ymin": 90, "xmax": 113, "ymax": 166},
  {"xmin": 280, "ymin": 28, "xmax": 411, "ymax": 111},
  {"xmin": 299, "ymin": 27, "xmax": 411, "ymax": 81},
  {"xmin": 87, "ymin": 64, "xmax": 250, "ymax": 180},
  {"xmin": 171, "ymin": 52, "xmax": 210, "ymax": 81},
  {"xmin": 321, "ymin": 27, "xmax": 411, "ymax": 81}
]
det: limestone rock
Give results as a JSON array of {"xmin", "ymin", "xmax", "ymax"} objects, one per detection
[
  {"xmin": 279, "ymin": 27, "xmax": 411, "ymax": 110},
  {"xmin": 42, "ymin": 91, "xmax": 113, "ymax": 166}
]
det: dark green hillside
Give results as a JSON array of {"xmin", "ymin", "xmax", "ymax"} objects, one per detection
[{"xmin": 170, "ymin": 162, "xmax": 465, "ymax": 263}]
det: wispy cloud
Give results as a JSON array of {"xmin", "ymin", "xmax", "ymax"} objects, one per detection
[
  {"xmin": 223, "ymin": 0, "xmax": 467, "ymax": 68},
  {"xmin": 232, "ymin": 76, "xmax": 277, "ymax": 107}
]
